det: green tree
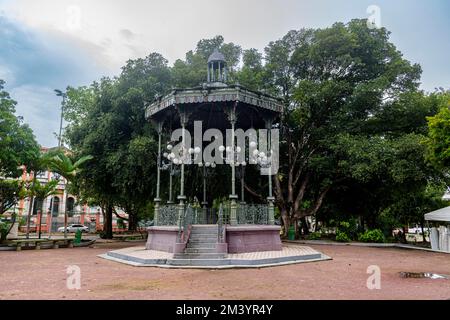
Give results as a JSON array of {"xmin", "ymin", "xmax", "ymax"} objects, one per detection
[
  {"xmin": 262, "ymin": 20, "xmax": 424, "ymax": 236},
  {"xmin": 0, "ymin": 80, "xmax": 40, "ymax": 178},
  {"xmin": 0, "ymin": 179, "xmax": 21, "ymax": 215},
  {"xmin": 172, "ymin": 36, "xmax": 242, "ymax": 87},
  {"xmin": 426, "ymin": 90, "xmax": 450, "ymax": 168},
  {"xmin": 48, "ymin": 152, "xmax": 93, "ymax": 239},
  {"xmin": 30, "ymin": 179, "xmax": 59, "ymax": 238},
  {"xmin": 64, "ymin": 53, "xmax": 170, "ymax": 237}
]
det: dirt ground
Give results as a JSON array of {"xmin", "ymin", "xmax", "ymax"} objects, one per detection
[{"xmin": 1, "ymin": 241, "xmax": 449, "ymax": 300}]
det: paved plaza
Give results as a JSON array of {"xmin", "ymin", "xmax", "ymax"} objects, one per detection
[
  {"xmin": 1, "ymin": 241, "xmax": 450, "ymax": 300},
  {"xmin": 100, "ymin": 244, "xmax": 328, "ymax": 268}
]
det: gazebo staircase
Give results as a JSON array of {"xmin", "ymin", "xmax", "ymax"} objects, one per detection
[{"xmin": 173, "ymin": 225, "xmax": 226, "ymax": 263}]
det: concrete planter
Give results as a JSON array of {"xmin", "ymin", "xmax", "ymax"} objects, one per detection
[
  {"xmin": 226, "ymin": 225, "xmax": 282, "ymax": 253},
  {"xmin": 146, "ymin": 226, "xmax": 186, "ymax": 253}
]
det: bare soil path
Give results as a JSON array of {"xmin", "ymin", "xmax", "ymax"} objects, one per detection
[{"xmin": 1, "ymin": 242, "xmax": 449, "ymax": 300}]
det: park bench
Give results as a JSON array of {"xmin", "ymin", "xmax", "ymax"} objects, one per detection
[
  {"xmin": 10, "ymin": 238, "xmax": 75, "ymax": 251},
  {"xmin": 112, "ymin": 234, "xmax": 145, "ymax": 241}
]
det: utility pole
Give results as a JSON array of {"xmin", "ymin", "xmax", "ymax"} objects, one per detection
[{"xmin": 54, "ymin": 89, "xmax": 66, "ymax": 148}]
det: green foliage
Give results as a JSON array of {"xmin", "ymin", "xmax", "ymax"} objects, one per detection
[
  {"xmin": 426, "ymin": 90, "xmax": 450, "ymax": 169},
  {"xmin": 58, "ymin": 20, "xmax": 448, "ymax": 238},
  {"xmin": 117, "ymin": 218, "xmax": 125, "ymax": 229},
  {"xmin": 29, "ymin": 180, "xmax": 59, "ymax": 201},
  {"xmin": 358, "ymin": 229, "xmax": 385, "ymax": 243},
  {"xmin": 18, "ymin": 216, "xmax": 26, "ymax": 227},
  {"xmin": 337, "ymin": 219, "xmax": 359, "ymax": 240},
  {"xmin": 307, "ymin": 232, "xmax": 322, "ymax": 240},
  {"xmin": 0, "ymin": 80, "xmax": 40, "ymax": 178},
  {"xmin": 335, "ymin": 230, "xmax": 351, "ymax": 242},
  {"xmin": 0, "ymin": 179, "xmax": 22, "ymax": 215},
  {"xmin": 0, "ymin": 220, "xmax": 9, "ymax": 241}
]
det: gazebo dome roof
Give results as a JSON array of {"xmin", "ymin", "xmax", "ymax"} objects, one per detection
[{"xmin": 207, "ymin": 49, "xmax": 226, "ymax": 63}]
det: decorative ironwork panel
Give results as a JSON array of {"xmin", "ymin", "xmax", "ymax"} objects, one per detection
[
  {"xmin": 158, "ymin": 205, "xmax": 178, "ymax": 226},
  {"xmin": 237, "ymin": 204, "xmax": 269, "ymax": 225}
]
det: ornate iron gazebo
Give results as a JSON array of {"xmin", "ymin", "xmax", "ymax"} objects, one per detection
[{"xmin": 145, "ymin": 49, "xmax": 284, "ymax": 255}]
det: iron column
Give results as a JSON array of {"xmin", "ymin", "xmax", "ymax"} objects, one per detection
[{"xmin": 154, "ymin": 121, "xmax": 163, "ymax": 226}]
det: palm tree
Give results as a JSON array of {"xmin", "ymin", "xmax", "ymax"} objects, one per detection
[
  {"xmin": 48, "ymin": 153, "xmax": 93, "ymax": 239},
  {"xmin": 30, "ymin": 180, "xmax": 59, "ymax": 239},
  {"xmin": 25, "ymin": 154, "xmax": 54, "ymax": 239}
]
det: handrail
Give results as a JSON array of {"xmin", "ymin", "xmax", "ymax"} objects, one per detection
[
  {"xmin": 218, "ymin": 204, "xmax": 224, "ymax": 243},
  {"xmin": 178, "ymin": 205, "xmax": 195, "ymax": 243}
]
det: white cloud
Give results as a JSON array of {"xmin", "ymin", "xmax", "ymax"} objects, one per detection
[
  {"xmin": 0, "ymin": 65, "xmax": 15, "ymax": 84},
  {"xmin": 9, "ymin": 84, "xmax": 62, "ymax": 147},
  {"xmin": 0, "ymin": 0, "xmax": 300, "ymax": 70}
]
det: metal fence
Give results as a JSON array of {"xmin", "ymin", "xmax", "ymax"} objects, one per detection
[
  {"xmin": 157, "ymin": 205, "xmax": 179, "ymax": 226},
  {"xmin": 237, "ymin": 204, "xmax": 269, "ymax": 225},
  {"xmin": 156, "ymin": 203, "xmax": 270, "ymax": 226}
]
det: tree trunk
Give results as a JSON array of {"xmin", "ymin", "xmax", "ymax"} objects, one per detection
[
  {"xmin": 26, "ymin": 194, "xmax": 35, "ymax": 239},
  {"xmin": 293, "ymin": 217, "xmax": 299, "ymax": 239},
  {"xmin": 128, "ymin": 212, "xmax": 137, "ymax": 232},
  {"xmin": 103, "ymin": 205, "xmax": 113, "ymax": 239},
  {"xmin": 401, "ymin": 226, "xmax": 408, "ymax": 244},
  {"xmin": 6, "ymin": 212, "xmax": 17, "ymax": 235},
  {"xmin": 301, "ymin": 217, "xmax": 310, "ymax": 236},
  {"xmin": 38, "ymin": 210, "xmax": 43, "ymax": 239},
  {"xmin": 63, "ymin": 186, "xmax": 68, "ymax": 239},
  {"xmin": 281, "ymin": 209, "xmax": 289, "ymax": 238},
  {"xmin": 420, "ymin": 220, "xmax": 427, "ymax": 243}
]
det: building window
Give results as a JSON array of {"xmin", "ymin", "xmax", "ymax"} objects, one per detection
[
  {"xmin": 66, "ymin": 197, "xmax": 75, "ymax": 217},
  {"xmin": 32, "ymin": 198, "xmax": 43, "ymax": 215},
  {"xmin": 52, "ymin": 197, "xmax": 60, "ymax": 217}
]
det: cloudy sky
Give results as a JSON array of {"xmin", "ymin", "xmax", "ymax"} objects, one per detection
[{"xmin": 0, "ymin": 0, "xmax": 449, "ymax": 147}]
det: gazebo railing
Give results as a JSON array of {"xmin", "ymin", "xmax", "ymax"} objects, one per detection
[
  {"xmin": 237, "ymin": 204, "xmax": 269, "ymax": 225},
  {"xmin": 157, "ymin": 204, "xmax": 178, "ymax": 226},
  {"xmin": 156, "ymin": 203, "xmax": 270, "ymax": 226}
]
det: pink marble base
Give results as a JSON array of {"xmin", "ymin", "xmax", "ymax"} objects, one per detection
[
  {"xmin": 146, "ymin": 226, "xmax": 186, "ymax": 253},
  {"xmin": 226, "ymin": 225, "xmax": 282, "ymax": 253}
]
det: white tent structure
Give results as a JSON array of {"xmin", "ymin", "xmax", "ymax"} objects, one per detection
[
  {"xmin": 425, "ymin": 206, "xmax": 450, "ymax": 252},
  {"xmin": 425, "ymin": 206, "xmax": 450, "ymax": 222},
  {"xmin": 442, "ymin": 189, "xmax": 450, "ymax": 201}
]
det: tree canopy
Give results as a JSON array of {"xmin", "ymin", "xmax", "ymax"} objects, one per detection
[
  {"xmin": 0, "ymin": 80, "xmax": 40, "ymax": 178},
  {"xmin": 61, "ymin": 19, "xmax": 449, "ymax": 238}
]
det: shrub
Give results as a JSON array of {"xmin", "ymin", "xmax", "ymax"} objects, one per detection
[
  {"xmin": 358, "ymin": 229, "xmax": 385, "ymax": 243},
  {"xmin": 308, "ymin": 232, "xmax": 322, "ymax": 240},
  {"xmin": 117, "ymin": 218, "xmax": 125, "ymax": 229},
  {"xmin": 333, "ymin": 219, "xmax": 360, "ymax": 242},
  {"xmin": 18, "ymin": 217, "xmax": 26, "ymax": 227},
  {"xmin": 335, "ymin": 230, "xmax": 351, "ymax": 242},
  {"xmin": 338, "ymin": 219, "xmax": 359, "ymax": 240},
  {"xmin": 0, "ymin": 222, "xmax": 10, "ymax": 242}
]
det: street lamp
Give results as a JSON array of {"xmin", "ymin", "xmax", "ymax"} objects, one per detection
[{"xmin": 54, "ymin": 89, "xmax": 67, "ymax": 148}]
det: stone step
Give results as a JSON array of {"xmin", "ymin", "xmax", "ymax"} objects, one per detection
[
  {"xmin": 189, "ymin": 235, "xmax": 218, "ymax": 241},
  {"xmin": 186, "ymin": 242, "xmax": 216, "ymax": 249},
  {"xmin": 173, "ymin": 253, "xmax": 226, "ymax": 259},
  {"xmin": 168, "ymin": 258, "xmax": 229, "ymax": 266},
  {"xmin": 190, "ymin": 230, "xmax": 218, "ymax": 235},
  {"xmin": 191, "ymin": 228, "xmax": 219, "ymax": 233},
  {"xmin": 188, "ymin": 240, "xmax": 218, "ymax": 245},
  {"xmin": 191, "ymin": 225, "xmax": 218, "ymax": 228},
  {"xmin": 185, "ymin": 248, "xmax": 219, "ymax": 254}
]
